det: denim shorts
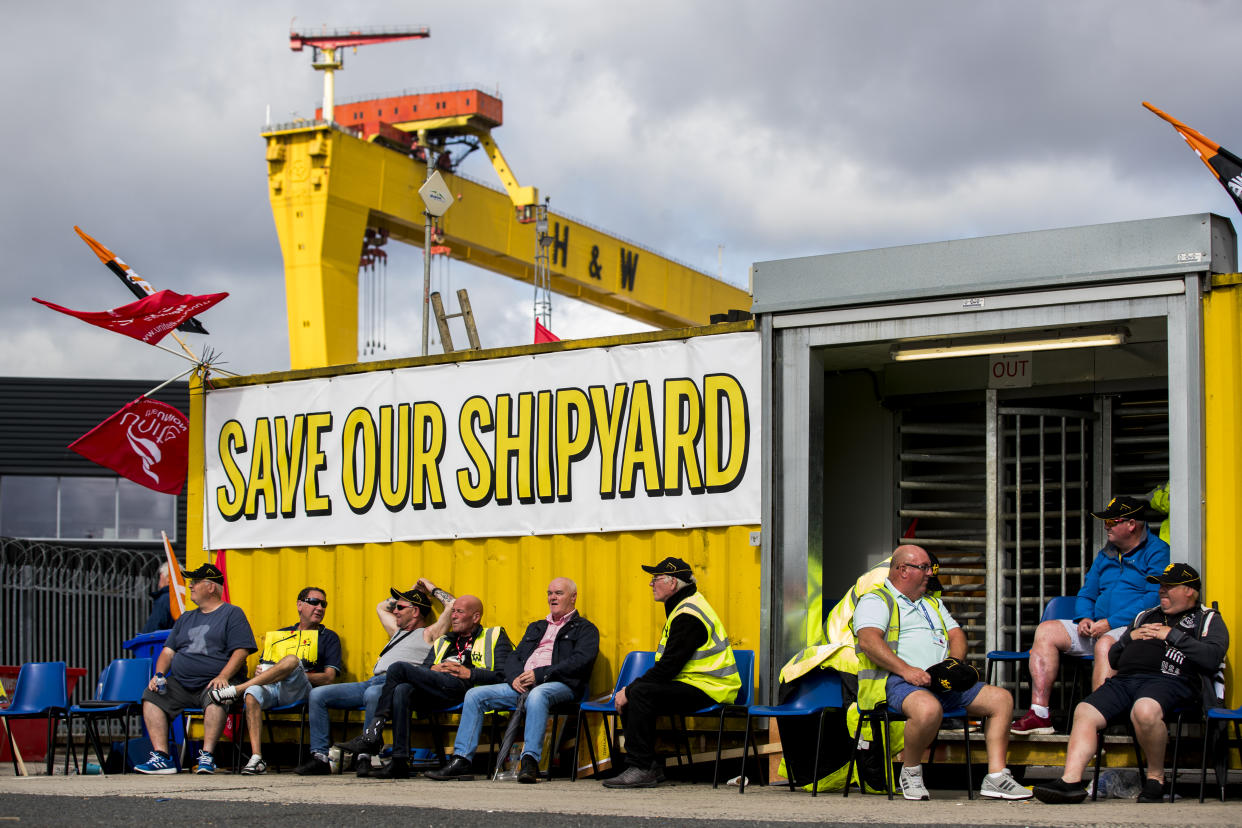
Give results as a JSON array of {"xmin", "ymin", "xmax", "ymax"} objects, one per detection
[
  {"xmin": 886, "ymin": 672, "xmax": 984, "ymax": 713},
  {"xmin": 245, "ymin": 664, "xmax": 312, "ymax": 709}
]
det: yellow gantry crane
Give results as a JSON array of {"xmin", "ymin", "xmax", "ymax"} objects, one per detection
[{"xmin": 267, "ymin": 28, "xmax": 751, "ymax": 369}]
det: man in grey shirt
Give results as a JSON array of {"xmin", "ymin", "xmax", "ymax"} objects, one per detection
[{"xmin": 295, "ymin": 578, "xmax": 453, "ymax": 775}]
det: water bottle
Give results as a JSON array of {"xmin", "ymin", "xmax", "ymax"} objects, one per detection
[
  {"xmin": 494, "ymin": 745, "xmax": 521, "ymax": 781},
  {"xmin": 154, "ymin": 672, "xmax": 167, "ymax": 695}
]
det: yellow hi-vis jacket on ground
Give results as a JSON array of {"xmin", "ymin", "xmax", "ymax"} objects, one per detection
[
  {"xmin": 657, "ymin": 592, "xmax": 740, "ymax": 704},
  {"xmin": 431, "ymin": 626, "xmax": 505, "ymax": 669}
]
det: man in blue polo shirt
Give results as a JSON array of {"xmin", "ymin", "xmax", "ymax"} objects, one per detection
[{"xmin": 207, "ymin": 586, "xmax": 343, "ymax": 775}]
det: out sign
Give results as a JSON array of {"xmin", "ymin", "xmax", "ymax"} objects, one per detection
[{"xmin": 989, "ymin": 353, "xmax": 1032, "ymax": 388}]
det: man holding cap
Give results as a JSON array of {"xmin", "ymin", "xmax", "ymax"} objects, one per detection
[
  {"xmin": 602, "ymin": 557, "xmax": 740, "ymax": 789},
  {"xmin": 1034, "ymin": 562, "xmax": 1228, "ymax": 804},
  {"xmin": 1012, "ymin": 496, "xmax": 1170, "ymax": 736},
  {"xmin": 852, "ymin": 544, "xmax": 1031, "ymax": 800},
  {"xmin": 294, "ymin": 578, "xmax": 453, "ymax": 775},
  {"xmin": 134, "ymin": 563, "xmax": 257, "ymax": 775}
]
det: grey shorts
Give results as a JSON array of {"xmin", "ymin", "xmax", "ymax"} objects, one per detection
[
  {"xmin": 1056, "ymin": 619, "xmax": 1124, "ymax": 656},
  {"xmin": 142, "ymin": 675, "xmax": 214, "ymax": 718},
  {"xmin": 244, "ymin": 664, "xmax": 312, "ymax": 709}
]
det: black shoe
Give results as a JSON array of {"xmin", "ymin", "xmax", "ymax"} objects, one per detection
[
  {"xmin": 294, "ymin": 755, "xmax": 330, "ymax": 776},
  {"xmin": 425, "ymin": 754, "xmax": 474, "ymax": 781},
  {"xmin": 518, "ymin": 754, "xmax": 539, "ymax": 784},
  {"xmin": 336, "ymin": 731, "xmax": 384, "ymax": 756},
  {"xmin": 601, "ymin": 764, "xmax": 661, "ymax": 788},
  {"xmin": 355, "ymin": 754, "xmax": 372, "ymax": 777},
  {"xmin": 372, "ymin": 756, "xmax": 409, "ymax": 779},
  {"xmin": 1137, "ymin": 777, "xmax": 1166, "ymax": 803},
  {"xmin": 1032, "ymin": 777, "xmax": 1088, "ymax": 804}
]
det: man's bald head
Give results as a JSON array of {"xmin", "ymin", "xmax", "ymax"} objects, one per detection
[
  {"xmin": 449, "ymin": 594, "xmax": 484, "ymax": 633},
  {"xmin": 889, "ymin": 544, "xmax": 933, "ymax": 600}
]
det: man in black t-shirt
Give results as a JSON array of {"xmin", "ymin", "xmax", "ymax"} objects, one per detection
[
  {"xmin": 1034, "ymin": 563, "xmax": 1228, "ymax": 804},
  {"xmin": 207, "ymin": 586, "xmax": 343, "ymax": 775}
]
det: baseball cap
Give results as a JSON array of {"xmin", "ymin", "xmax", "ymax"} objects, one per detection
[
  {"xmin": 181, "ymin": 563, "xmax": 225, "ymax": 585},
  {"xmin": 1089, "ymin": 496, "xmax": 1147, "ymax": 521},
  {"xmin": 1146, "ymin": 562, "xmax": 1201, "ymax": 592},
  {"xmin": 389, "ymin": 587, "xmax": 433, "ymax": 612},
  {"xmin": 641, "ymin": 556, "xmax": 694, "ymax": 580}
]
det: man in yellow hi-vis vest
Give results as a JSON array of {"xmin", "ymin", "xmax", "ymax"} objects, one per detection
[
  {"xmin": 602, "ymin": 556, "xmax": 741, "ymax": 789},
  {"xmin": 853, "ymin": 545, "xmax": 1030, "ymax": 801},
  {"xmin": 336, "ymin": 594, "xmax": 512, "ymax": 779}
]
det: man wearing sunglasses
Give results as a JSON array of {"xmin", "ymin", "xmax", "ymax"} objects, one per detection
[
  {"xmin": 1012, "ymin": 496, "xmax": 1170, "ymax": 737},
  {"xmin": 207, "ymin": 587, "xmax": 343, "ymax": 775},
  {"xmin": 294, "ymin": 579, "xmax": 454, "ymax": 775}
]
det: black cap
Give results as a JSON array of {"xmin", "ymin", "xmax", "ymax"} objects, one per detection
[
  {"xmin": 1090, "ymin": 496, "xmax": 1147, "ymax": 521},
  {"xmin": 389, "ymin": 587, "xmax": 432, "ymax": 612},
  {"xmin": 927, "ymin": 551, "xmax": 943, "ymax": 594},
  {"xmin": 1146, "ymin": 562, "xmax": 1201, "ymax": 592},
  {"xmin": 182, "ymin": 563, "xmax": 225, "ymax": 586},
  {"xmin": 641, "ymin": 556, "xmax": 694, "ymax": 580}
]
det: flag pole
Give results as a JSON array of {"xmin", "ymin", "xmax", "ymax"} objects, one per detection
[{"xmin": 142, "ymin": 366, "xmax": 198, "ymax": 399}]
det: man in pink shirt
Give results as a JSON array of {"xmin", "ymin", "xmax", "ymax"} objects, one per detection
[{"xmin": 427, "ymin": 577, "xmax": 599, "ymax": 783}]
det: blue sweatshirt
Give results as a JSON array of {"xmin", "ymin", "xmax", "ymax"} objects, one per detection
[{"xmin": 1074, "ymin": 528, "xmax": 1170, "ymax": 630}]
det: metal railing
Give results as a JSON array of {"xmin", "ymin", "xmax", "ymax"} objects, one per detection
[{"xmin": 0, "ymin": 537, "xmax": 161, "ymax": 705}]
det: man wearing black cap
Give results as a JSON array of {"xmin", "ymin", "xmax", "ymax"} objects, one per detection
[
  {"xmin": 206, "ymin": 586, "xmax": 343, "ymax": 775},
  {"xmin": 134, "ymin": 563, "xmax": 257, "ymax": 775},
  {"xmin": 1012, "ymin": 496, "xmax": 1170, "ymax": 736},
  {"xmin": 602, "ymin": 556, "xmax": 741, "ymax": 789},
  {"xmin": 336, "ymin": 593, "xmax": 513, "ymax": 779},
  {"xmin": 294, "ymin": 578, "xmax": 454, "ymax": 775},
  {"xmin": 1034, "ymin": 562, "xmax": 1228, "ymax": 804}
]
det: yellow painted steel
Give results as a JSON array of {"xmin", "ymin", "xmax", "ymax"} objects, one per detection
[
  {"xmin": 262, "ymin": 125, "xmax": 752, "ymax": 369},
  {"xmin": 1204, "ymin": 274, "xmax": 1242, "ymax": 708},
  {"xmin": 185, "ymin": 325, "xmax": 760, "ymax": 693}
]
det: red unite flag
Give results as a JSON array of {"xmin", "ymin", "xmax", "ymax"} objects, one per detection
[
  {"xmin": 69, "ymin": 398, "xmax": 190, "ymax": 495},
  {"xmin": 32, "ymin": 289, "xmax": 228, "ymax": 345},
  {"xmin": 534, "ymin": 320, "xmax": 560, "ymax": 343}
]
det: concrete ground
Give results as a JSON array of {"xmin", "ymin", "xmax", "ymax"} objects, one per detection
[{"xmin": 0, "ymin": 764, "xmax": 1237, "ymax": 827}]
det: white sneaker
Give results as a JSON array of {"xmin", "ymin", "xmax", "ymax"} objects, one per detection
[
  {"xmin": 899, "ymin": 766, "xmax": 930, "ymax": 800},
  {"xmin": 241, "ymin": 754, "xmax": 268, "ymax": 775},
  {"xmin": 980, "ymin": 768, "xmax": 1033, "ymax": 800},
  {"xmin": 208, "ymin": 685, "xmax": 238, "ymax": 705}
]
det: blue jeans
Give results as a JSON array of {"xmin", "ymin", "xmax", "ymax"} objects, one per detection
[
  {"xmin": 454, "ymin": 681, "xmax": 574, "ymax": 761},
  {"xmin": 307, "ymin": 674, "xmax": 387, "ymax": 755}
]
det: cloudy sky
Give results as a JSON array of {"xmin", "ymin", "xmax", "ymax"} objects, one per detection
[{"xmin": 4, "ymin": 1, "xmax": 1240, "ymax": 383}]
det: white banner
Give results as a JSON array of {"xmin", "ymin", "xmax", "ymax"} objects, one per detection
[{"xmin": 204, "ymin": 332, "xmax": 760, "ymax": 549}]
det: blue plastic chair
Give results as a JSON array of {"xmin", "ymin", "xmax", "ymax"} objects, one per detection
[
  {"xmin": 261, "ymin": 698, "xmax": 308, "ymax": 772},
  {"xmin": 572, "ymin": 650, "xmax": 656, "ymax": 780},
  {"xmin": 986, "ymin": 596, "xmax": 1089, "ymax": 710},
  {"xmin": 738, "ymin": 667, "xmax": 843, "ymax": 794},
  {"xmin": 676, "ymin": 648, "xmax": 755, "ymax": 788},
  {"xmin": 67, "ymin": 657, "xmax": 151, "ymax": 775},
  {"xmin": 1201, "ymin": 706, "xmax": 1242, "ymax": 801},
  {"xmin": 0, "ymin": 661, "xmax": 69, "ymax": 776}
]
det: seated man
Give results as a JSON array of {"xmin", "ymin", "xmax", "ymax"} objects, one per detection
[
  {"xmin": 337, "ymin": 594, "xmax": 512, "ymax": 779},
  {"xmin": 602, "ymin": 557, "xmax": 740, "ymax": 789},
  {"xmin": 135, "ymin": 564, "xmax": 257, "ymax": 775},
  {"xmin": 852, "ymin": 545, "xmax": 1030, "ymax": 801},
  {"xmin": 428, "ymin": 577, "xmax": 599, "ymax": 783},
  {"xmin": 294, "ymin": 579, "xmax": 453, "ymax": 775},
  {"xmin": 1033, "ymin": 563, "xmax": 1228, "ymax": 804},
  {"xmin": 1013, "ymin": 496, "xmax": 1169, "ymax": 735},
  {"xmin": 207, "ymin": 586, "xmax": 342, "ymax": 775}
]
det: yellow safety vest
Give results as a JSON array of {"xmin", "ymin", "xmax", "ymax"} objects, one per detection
[
  {"xmin": 657, "ymin": 592, "xmax": 740, "ymax": 704},
  {"xmin": 1149, "ymin": 481, "xmax": 1171, "ymax": 544},
  {"xmin": 261, "ymin": 628, "xmax": 319, "ymax": 665},
  {"xmin": 853, "ymin": 584, "xmax": 950, "ymax": 713},
  {"xmin": 431, "ymin": 626, "xmax": 504, "ymax": 670}
]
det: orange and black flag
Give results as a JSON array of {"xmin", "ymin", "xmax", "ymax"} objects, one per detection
[
  {"xmin": 1144, "ymin": 102, "xmax": 1242, "ymax": 215},
  {"xmin": 73, "ymin": 225, "xmax": 211, "ymax": 334}
]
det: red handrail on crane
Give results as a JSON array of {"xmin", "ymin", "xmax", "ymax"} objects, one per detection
[{"xmin": 290, "ymin": 26, "xmax": 429, "ymax": 52}]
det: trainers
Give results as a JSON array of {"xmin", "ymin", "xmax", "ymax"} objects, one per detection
[
  {"xmin": 194, "ymin": 750, "xmax": 216, "ymax": 774},
  {"xmin": 601, "ymin": 764, "xmax": 661, "ymax": 788},
  {"xmin": 208, "ymin": 685, "xmax": 238, "ymax": 705},
  {"xmin": 1137, "ymin": 776, "xmax": 1165, "ymax": 802},
  {"xmin": 241, "ymin": 754, "xmax": 267, "ymax": 775},
  {"xmin": 295, "ymin": 754, "xmax": 330, "ymax": 776},
  {"xmin": 134, "ymin": 750, "xmax": 177, "ymax": 774},
  {"xmin": 1032, "ymin": 777, "xmax": 1089, "ymax": 804},
  {"xmin": 980, "ymin": 768, "xmax": 1033, "ymax": 800},
  {"xmin": 899, "ymin": 766, "xmax": 929, "ymax": 800},
  {"xmin": 1010, "ymin": 709, "xmax": 1054, "ymax": 735}
]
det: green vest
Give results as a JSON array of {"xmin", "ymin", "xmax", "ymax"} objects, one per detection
[
  {"xmin": 657, "ymin": 592, "xmax": 741, "ymax": 704},
  {"xmin": 853, "ymin": 584, "xmax": 950, "ymax": 712},
  {"xmin": 431, "ymin": 626, "xmax": 504, "ymax": 670}
]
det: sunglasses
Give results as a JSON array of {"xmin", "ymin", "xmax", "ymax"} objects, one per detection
[
  {"xmin": 301, "ymin": 597, "xmax": 328, "ymax": 608},
  {"xmin": 393, "ymin": 602, "xmax": 414, "ymax": 611},
  {"xmin": 1103, "ymin": 517, "xmax": 1132, "ymax": 528}
]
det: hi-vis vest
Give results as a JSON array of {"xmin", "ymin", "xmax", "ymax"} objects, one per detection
[
  {"xmin": 854, "ymin": 584, "xmax": 951, "ymax": 712},
  {"xmin": 657, "ymin": 593, "xmax": 740, "ymax": 704},
  {"xmin": 431, "ymin": 626, "xmax": 504, "ymax": 670},
  {"xmin": 261, "ymin": 629, "xmax": 319, "ymax": 667}
]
